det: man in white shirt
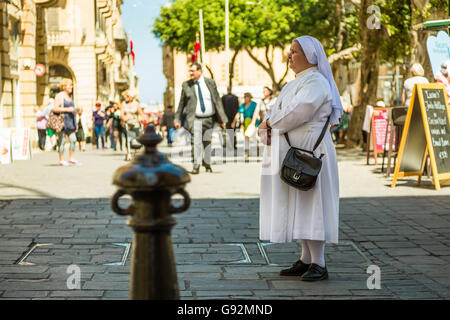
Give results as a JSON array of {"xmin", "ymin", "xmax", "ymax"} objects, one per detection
[{"xmin": 175, "ymin": 62, "xmax": 228, "ymax": 174}]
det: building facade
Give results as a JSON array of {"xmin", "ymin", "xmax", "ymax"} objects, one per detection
[
  {"xmin": 45, "ymin": 0, "xmax": 135, "ymax": 112},
  {"xmin": 1, "ymin": 0, "xmax": 58, "ymax": 130},
  {"xmin": 0, "ymin": 0, "xmax": 135, "ymax": 146}
]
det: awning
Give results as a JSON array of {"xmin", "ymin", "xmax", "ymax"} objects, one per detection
[{"xmin": 421, "ymin": 19, "xmax": 450, "ymax": 31}]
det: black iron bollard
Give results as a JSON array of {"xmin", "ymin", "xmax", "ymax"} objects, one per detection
[{"xmin": 111, "ymin": 125, "xmax": 191, "ymax": 300}]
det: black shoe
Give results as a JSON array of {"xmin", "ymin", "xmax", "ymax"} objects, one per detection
[
  {"xmin": 280, "ymin": 259, "xmax": 310, "ymax": 276},
  {"xmin": 204, "ymin": 166, "xmax": 212, "ymax": 173},
  {"xmin": 191, "ymin": 165, "xmax": 200, "ymax": 174},
  {"xmin": 300, "ymin": 263, "xmax": 328, "ymax": 281}
]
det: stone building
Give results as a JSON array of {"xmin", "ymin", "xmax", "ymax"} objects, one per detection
[
  {"xmin": 45, "ymin": 0, "xmax": 135, "ymax": 113},
  {"xmin": 1, "ymin": 0, "xmax": 58, "ymax": 130},
  {"xmin": 0, "ymin": 0, "xmax": 135, "ymax": 141}
]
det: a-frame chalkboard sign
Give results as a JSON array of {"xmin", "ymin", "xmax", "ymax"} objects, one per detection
[{"xmin": 391, "ymin": 83, "xmax": 450, "ymax": 190}]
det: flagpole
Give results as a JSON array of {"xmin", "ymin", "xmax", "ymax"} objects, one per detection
[
  {"xmin": 199, "ymin": 9, "xmax": 206, "ymax": 68},
  {"xmin": 225, "ymin": 0, "xmax": 230, "ymax": 90},
  {"xmin": 129, "ymin": 40, "xmax": 136, "ymax": 97}
]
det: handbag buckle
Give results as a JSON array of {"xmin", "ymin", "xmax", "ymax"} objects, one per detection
[{"xmin": 293, "ymin": 172, "xmax": 301, "ymax": 181}]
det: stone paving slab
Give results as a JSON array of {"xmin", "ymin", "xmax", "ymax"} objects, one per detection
[
  {"xmin": 1, "ymin": 197, "xmax": 449, "ymax": 299},
  {"xmin": 1, "ymin": 147, "xmax": 450, "ymax": 299}
]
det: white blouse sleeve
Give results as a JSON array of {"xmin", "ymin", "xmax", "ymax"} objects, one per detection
[{"xmin": 269, "ymin": 78, "xmax": 329, "ymax": 134}]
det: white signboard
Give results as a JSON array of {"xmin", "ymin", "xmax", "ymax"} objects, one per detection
[
  {"xmin": 0, "ymin": 129, "xmax": 12, "ymax": 164},
  {"xmin": 11, "ymin": 128, "xmax": 31, "ymax": 161}
]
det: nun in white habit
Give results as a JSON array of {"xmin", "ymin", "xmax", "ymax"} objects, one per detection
[{"xmin": 258, "ymin": 36, "xmax": 342, "ymax": 281}]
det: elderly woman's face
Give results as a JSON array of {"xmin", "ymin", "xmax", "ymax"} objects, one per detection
[{"xmin": 288, "ymin": 40, "xmax": 307, "ymax": 74}]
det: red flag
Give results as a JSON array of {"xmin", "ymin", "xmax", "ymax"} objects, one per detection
[
  {"xmin": 191, "ymin": 41, "xmax": 201, "ymax": 63},
  {"xmin": 130, "ymin": 40, "xmax": 135, "ymax": 66},
  {"xmin": 194, "ymin": 41, "xmax": 200, "ymax": 53}
]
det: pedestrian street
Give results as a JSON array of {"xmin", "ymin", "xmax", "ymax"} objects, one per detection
[{"xmin": 0, "ymin": 144, "xmax": 449, "ymax": 299}]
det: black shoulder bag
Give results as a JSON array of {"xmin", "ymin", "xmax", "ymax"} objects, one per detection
[{"xmin": 280, "ymin": 117, "xmax": 330, "ymax": 191}]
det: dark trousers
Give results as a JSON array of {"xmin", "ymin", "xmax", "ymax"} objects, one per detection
[
  {"xmin": 191, "ymin": 117, "xmax": 214, "ymax": 167},
  {"xmin": 225, "ymin": 122, "xmax": 237, "ymax": 150},
  {"xmin": 37, "ymin": 129, "xmax": 47, "ymax": 151}
]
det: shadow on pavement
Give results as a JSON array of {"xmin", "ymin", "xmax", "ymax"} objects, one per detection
[
  {"xmin": 0, "ymin": 195, "xmax": 448, "ymax": 299},
  {"xmin": 0, "ymin": 183, "xmax": 56, "ymax": 198}
]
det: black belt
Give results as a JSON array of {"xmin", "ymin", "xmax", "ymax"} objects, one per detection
[{"xmin": 195, "ymin": 115, "xmax": 214, "ymax": 119}]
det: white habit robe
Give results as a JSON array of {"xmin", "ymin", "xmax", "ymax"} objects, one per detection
[{"xmin": 259, "ymin": 66, "xmax": 340, "ymax": 244}]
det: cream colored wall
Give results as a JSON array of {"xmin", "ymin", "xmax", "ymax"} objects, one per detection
[
  {"xmin": 0, "ymin": 2, "xmax": 9, "ymax": 129},
  {"xmin": 19, "ymin": 0, "xmax": 38, "ymax": 130},
  {"xmin": 46, "ymin": 0, "xmax": 97, "ymax": 115},
  {"xmin": 45, "ymin": 0, "xmax": 131, "ymax": 130}
]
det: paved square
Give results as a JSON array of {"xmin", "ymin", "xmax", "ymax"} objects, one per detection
[{"xmin": 0, "ymin": 143, "xmax": 449, "ymax": 299}]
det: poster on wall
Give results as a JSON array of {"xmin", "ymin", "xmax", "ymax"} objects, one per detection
[
  {"xmin": 11, "ymin": 128, "xmax": 31, "ymax": 161},
  {"xmin": 0, "ymin": 129, "xmax": 12, "ymax": 164}
]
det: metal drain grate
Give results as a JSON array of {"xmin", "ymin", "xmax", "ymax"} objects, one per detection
[
  {"xmin": 15, "ymin": 242, "xmax": 131, "ymax": 266},
  {"xmin": 14, "ymin": 241, "xmax": 371, "ymax": 267}
]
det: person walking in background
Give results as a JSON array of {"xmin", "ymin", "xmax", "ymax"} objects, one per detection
[
  {"xmin": 174, "ymin": 62, "xmax": 228, "ymax": 174},
  {"xmin": 53, "ymin": 79, "xmax": 80, "ymax": 166},
  {"xmin": 120, "ymin": 91, "xmax": 145, "ymax": 161},
  {"xmin": 257, "ymin": 86, "xmax": 276, "ymax": 122},
  {"xmin": 221, "ymin": 87, "xmax": 240, "ymax": 152},
  {"xmin": 231, "ymin": 92, "xmax": 259, "ymax": 161},
  {"xmin": 93, "ymin": 101, "xmax": 106, "ymax": 150},
  {"xmin": 258, "ymin": 36, "xmax": 342, "ymax": 281},
  {"xmin": 104, "ymin": 104, "xmax": 114, "ymax": 149},
  {"xmin": 161, "ymin": 105, "xmax": 175, "ymax": 147},
  {"xmin": 110, "ymin": 102, "xmax": 123, "ymax": 151},
  {"xmin": 402, "ymin": 63, "xmax": 429, "ymax": 108},
  {"xmin": 36, "ymin": 104, "xmax": 51, "ymax": 151},
  {"xmin": 435, "ymin": 62, "xmax": 450, "ymax": 103},
  {"xmin": 75, "ymin": 108, "xmax": 87, "ymax": 152},
  {"xmin": 44, "ymin": 98, "xmax": 57, "ymax": 150}
]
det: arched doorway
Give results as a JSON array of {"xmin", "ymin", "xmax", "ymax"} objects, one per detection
[{"xmin": 48, "ymin": 64, "xmax": 75, "ymax": 99}]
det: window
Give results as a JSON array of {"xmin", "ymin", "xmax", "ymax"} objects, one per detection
[
  {"xmin": 8, "ymin": 19, "xmax": 19, "ymax": 60},
  {"xmin": 47, "ymin": 8, "xmax": 60, "ymax": 31}
]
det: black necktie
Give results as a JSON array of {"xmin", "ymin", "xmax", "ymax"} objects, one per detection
[{"xmin": 195, "ymin": 81, "xmax": 206, "ymax": 113}]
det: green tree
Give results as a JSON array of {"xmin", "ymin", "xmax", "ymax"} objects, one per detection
[
  {"xmin": 153, "ymin": 0, "xmax": 332, "ymax": 92},
  {"xmin": 345, "ymin": 0, "xmax": 447, "ymax": 147}
]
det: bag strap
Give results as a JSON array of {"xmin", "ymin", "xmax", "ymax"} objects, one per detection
[
  {"xmin": 312, "ymin": 116, "xmax": 331, "ymax": 151},
  {"xmin": 284, "ymin": 116, "xmax": 331, "ymax": 152}
]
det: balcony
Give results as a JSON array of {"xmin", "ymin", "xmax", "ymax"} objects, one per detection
[
  {"xmin": 114, "ymin": 36, "xmax": 128, "ymax": 53},
  {"xmin": 95, "ymin": 29, "xmax": 108, "ymax": 54},
  {"xmin": 47, "ymin": 30, "xmax": 71, "ymax": 47},
  {"xmin": 35, "ymin": 0, "xmax": 60, "ymax": 8}
]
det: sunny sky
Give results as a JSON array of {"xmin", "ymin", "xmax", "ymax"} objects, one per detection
[{"xmin": 121, "ymin": 0, "xmax": 171, "ymax": 105}]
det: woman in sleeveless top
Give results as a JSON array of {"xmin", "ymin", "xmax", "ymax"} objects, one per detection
[
  {"xmin": 120, "ymin": 91, "xmax": 145, "ymax": 160},
  {"xmin": 257, "ymin": 86, "xmax": 276, "ymax": 122},
  {"xmin": 53, "ymin": 79, "xmax": 80, "ymax": 166}
]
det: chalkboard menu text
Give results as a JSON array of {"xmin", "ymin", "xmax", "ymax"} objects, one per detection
[{"xmin": 391, "ymin": 83, "xmax": 450, "ymax": 190}]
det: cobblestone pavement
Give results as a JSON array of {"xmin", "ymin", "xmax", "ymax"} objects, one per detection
[{"xmin": 0, "ymin": 137, "xmax": 449, "ymax": 300}]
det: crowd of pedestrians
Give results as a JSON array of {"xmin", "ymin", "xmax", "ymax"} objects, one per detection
[
  {"xmin": 34, "ymin": 80, "xmax": 158, "ymax": 165},
  {"xmin": 35, "ymin": 60, "xmax": 450, "ymax": 168}
]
